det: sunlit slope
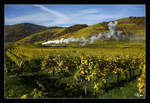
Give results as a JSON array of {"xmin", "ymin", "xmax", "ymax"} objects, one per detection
[
  {"xmin": 117, "ymin": 17, "xmax": 145, "ymax": 36},
  {"xmin": 55, "ymin": 23, "xmax": 108, "ymax": 40},
  {"xmin": 56, "ymin": 17, "xmax": 145, "ymax": 40},
  {"xmin": 16, "ymin": 27, "xmax": 65, "ymax": 45},
  {"xmin": 17, "ymin": 24, "xmax": 88, "ymax": 45}
]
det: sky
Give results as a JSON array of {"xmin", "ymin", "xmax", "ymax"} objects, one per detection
[{"xmin": 5, "ymin": 4, "xmax": 145, "ymax": 27}]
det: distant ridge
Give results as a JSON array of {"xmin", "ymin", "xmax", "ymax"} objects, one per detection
[{"xmin": 4, "ymin": 23, "xmax": 48, "ymax": 42}]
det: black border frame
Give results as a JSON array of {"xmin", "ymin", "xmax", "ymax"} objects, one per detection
[{"xmin": 0, "ymin": 0, "xmax": 150, "ymax": 103}]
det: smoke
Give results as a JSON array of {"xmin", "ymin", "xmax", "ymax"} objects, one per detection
[
  {"xmin": 99, "ymin": 21, "xmax": 124, "ymax": 39},
  {"xmin": 90, "ymin": 33, "xmax": 103, "ymax": 44},
  {"xmin": 89, "ymin": 21, "xmax": 125, "ymax": 43},
  {"xmin": 42, "ymin": 36, "xmax": 88, "ymax": 45},
  {"xmin": 42, "ymin": 21, "xmax": 126, "ymax": 45}
]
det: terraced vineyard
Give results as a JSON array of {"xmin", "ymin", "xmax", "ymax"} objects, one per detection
[{"xmin": 4, "ymin": 40, "xmax": 145, "ymax": 98}]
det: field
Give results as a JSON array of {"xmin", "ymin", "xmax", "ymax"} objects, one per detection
[{"xmin": 4, "ymin": 39, "xmax": 146, "ymax": 99}]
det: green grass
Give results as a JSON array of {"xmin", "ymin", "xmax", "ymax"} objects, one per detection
[{"xmin": 100, "ymin": 80, "xmax": 144, "ymax": 99}]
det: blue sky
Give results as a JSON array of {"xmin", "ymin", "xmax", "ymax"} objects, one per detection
[{"xmin": 5, "ymin": 4, "xmax": 145, "ymax": 27}]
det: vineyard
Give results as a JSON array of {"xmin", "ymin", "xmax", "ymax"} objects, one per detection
[
  {"xmin": 4, "ymin": 41, "xmax": 146, "ymax": 98},
  {"xmin": 4, "ymin": 5, "xmax": 146, "ymax": 99}
]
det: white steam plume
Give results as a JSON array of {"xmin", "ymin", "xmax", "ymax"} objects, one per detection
[
  {"xmin": 42, "ymin": 21, "xmax": 125, "ymax": 45},
  {"xmin": 42, "ymin": 36, "xmax": 88, "ymax": 45}
]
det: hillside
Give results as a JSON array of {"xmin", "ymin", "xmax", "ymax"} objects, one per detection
[
  {"xmin": 6, "ymin": 16, "xmax": 145, "ymax": 45},
  {"xmin": 4, "ymin": 23, "xmax": 48, "ymax": 42},
  {"xmin": 16, "ymin": 24, "xmax": 88, "ymax": 45},
  {"xmin": 16, "ymin": 27, "xmax": 65, "ymax": 45},
  {"xmin": 56, "ymin": 17, "xmax": 145, "ymax": 40}
]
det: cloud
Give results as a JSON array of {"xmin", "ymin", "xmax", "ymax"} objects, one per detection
[
  {"xmin": 5, "ymin": 5, "xmax": 71, "ymax": 26},
  {"xmin": 5, "ymin": 5, "xmax": 145, "ymax": 26},
  {"xmin": 32, "ymin": 5, "xmax": 70, "ymax": 25},
  {"xmin": 5, "ymin": 8, "xmax": 124, "ymax": 26},
  {"xmin": 32, "ymin": 5, "xmax": 68, "ymax": 18},
  {"xmin": 65, "ymin": 9, "xmax": 124, "ymax": 25},
  {"xmin": 79, "ymin": 9, "xmax": 101, "ymax": 14},
  {"xmin": 5, "ymin": 13, "xmax": 54, "ymax": 26}
]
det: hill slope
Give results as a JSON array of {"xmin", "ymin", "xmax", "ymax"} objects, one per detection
[
  {"xmin": 8, "ymin": 16, "xmax": 145, "ymax": 45},
  {"xmin": 17, "ymin": 24, "xmax": 88, "ymax": 45},
  {"xmin": 16, "ymin": 27, "xmax": 65, "ymax": 45},
  {"xmin": 4, "ymin": 23, "xmax": 48, "ymax": 42},
  {"xmin": 56, "ymin": 17, "xmax": 145, "ymax": 40}
]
